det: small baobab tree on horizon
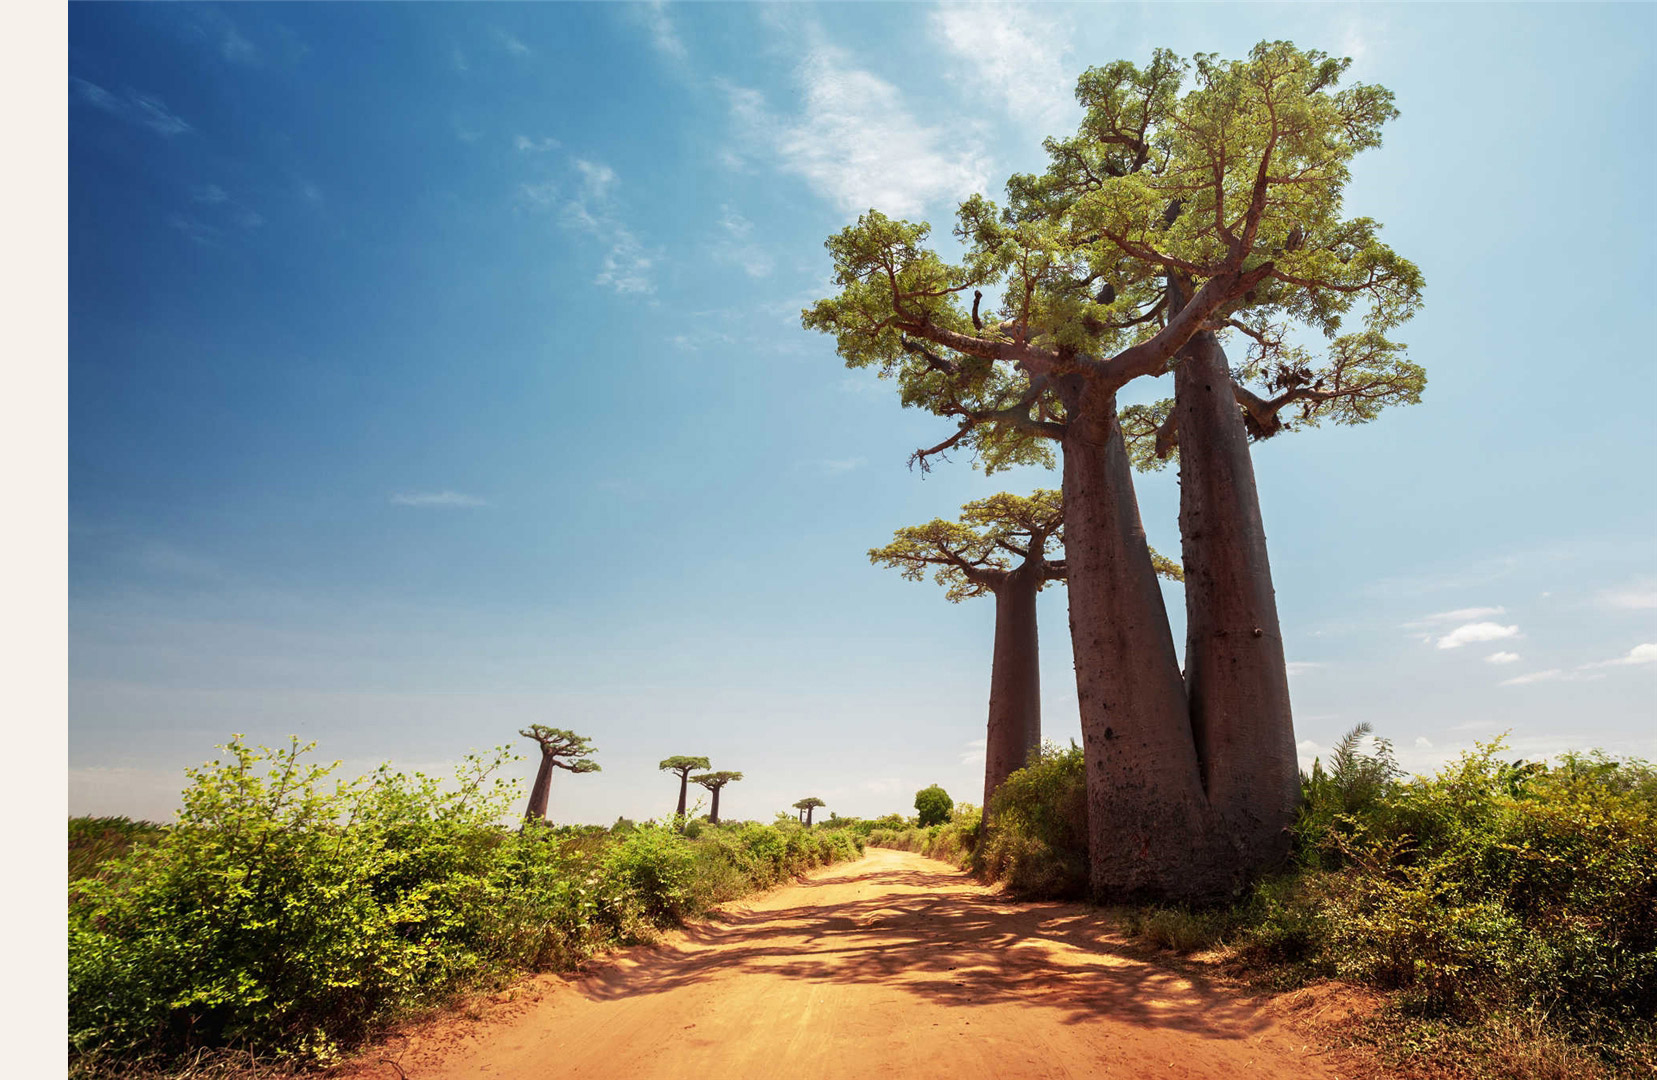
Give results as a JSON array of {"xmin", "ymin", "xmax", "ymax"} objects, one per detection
[
  {"xmin": 660, "ymin": 755, "xmax": 711, "ymax": 821},
  {"xmin": 793, "ymin": 797, "xmax": 826, "ymax": 826},
  {"xmin": 692, "ymin": 771, "xmax": 743, "ymax": 824},
  {"xmin": 519, "ymin": 726, "xmax": 600, "ymax": 823}
]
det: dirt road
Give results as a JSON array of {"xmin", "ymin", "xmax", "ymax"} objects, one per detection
[{"xmin": 381, "ymin": 848, "xmax": 1340, "ymax": 1079}]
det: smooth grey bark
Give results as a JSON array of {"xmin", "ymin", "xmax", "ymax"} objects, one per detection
[
  {"xmin": 983, "ymin": 567, "xmax": 1042, "ymax": 824},
  {"xmin": 1057, "ymin": 375, "xmax": 1227, "ymax": 900},
  {"xmin": 708, "ymin": 786, "xmax": 722, "ymax": 825},
  {"xmin": 1173, "ymin": 327, "xmax": 1298, "ymax": 871},
  {"xmin": 675, "ymin": 775, "xmax": 689, "ymax": 819}
]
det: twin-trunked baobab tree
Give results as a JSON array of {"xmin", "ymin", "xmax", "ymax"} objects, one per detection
[
  {"xmin": 520, "ymin": 726, "xmax": 600, "ymax": 823},
  {"xmin": 808, "ymin": 42, "xmax": 1424, "ymax": 900},
  {"xmin": 793, "ymin": 797, "xmax": 826, "ymax": 826},
  {"xmin": 872, "ymin": 489, "xmax": 1181, "ymax": 821}
]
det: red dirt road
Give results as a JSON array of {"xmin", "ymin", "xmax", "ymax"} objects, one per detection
[{"xmin": 380, "ymin": 848, "xmax": 1340, "ymax": 1079}]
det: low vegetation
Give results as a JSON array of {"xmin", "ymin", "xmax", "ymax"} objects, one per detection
[
  {"xmin": 67, "ymin": 737, "xmax": 863, "ymax": 1075},
  {"xmin": 871, "ymin": 731, "xmax": 1657, "ymax": 1077}
]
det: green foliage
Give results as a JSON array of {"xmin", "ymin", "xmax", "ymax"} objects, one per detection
[
  {"xmin": 975, "ymin": 741, "xmax": 1091, "ymax": 898},
  {"xmin": 691, "ymin": 770, "xmax": 743, "ymax": 791},
  {"xmin": 914, "ymin": 784, "xmax": 954, "ymax": 827},
  {"xmin": 69, "ymin": 816, "xmax": 166, "ymax": 884},
  {"xmin": 1208, "ymin": 735, "xmax": 1653, "ymax": 1070},
  {"xmin": 67, "ymin": 737, "xmax": 863, "ymax": 1072},
  {"xmin": 804, "ymin": 42, "xmax": 1425, "ymax": 477},
  {"xmin": 520, "ymin": 726, "xmax": 600, "ymax": 773},
  {"xmin": 658, "ymin": 755, "xmax": 710, "ymax": 776},
  {"xmin": 945, "ymin": 727, "xmax": 1654, "ymax": 1067}
]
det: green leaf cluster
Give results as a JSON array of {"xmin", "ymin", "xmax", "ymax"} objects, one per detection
[
  {"xmin": 804, "ymin": 41, "xmax": 1427, "ymax": 475},
  {"xmin": 67, "ymin": 737, "xmax": 865, "ymax": 1071}
]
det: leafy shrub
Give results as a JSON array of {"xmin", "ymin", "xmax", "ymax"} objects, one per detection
[
  {"xmin": 69, "ymin": 816, "xmax": 166, "ymax": 884},
  {"xmin": 974, "ymin": 741, "xmax": 1089, "ymax": 898},
  {"xmin": 914, "ymin": 784, "xmax": 953, "ymax": 827},
  {"xmin": 68, "ymin": 737, "xmax": 863, "ymax": 1072}
]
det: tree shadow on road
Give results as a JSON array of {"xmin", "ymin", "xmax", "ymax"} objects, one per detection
[{"xmin": 579, "ymin": 858, "xmax": 1271, "ymax": 1041}]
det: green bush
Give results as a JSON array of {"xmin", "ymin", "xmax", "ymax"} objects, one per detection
[
  {"xmin": 974, "ymin": 741, "xmax": 1089, "ymax": 898},
  {"xmin": 69, "ymin": 816, "xmax": 167, "ymax": 884},
  {"xmin": 68, "ymin": 737, "xmax": 864, "ymax": 1072},
  {"xmin": 914, "ymin": 784, "xmax": 953, "ymax": 827}
]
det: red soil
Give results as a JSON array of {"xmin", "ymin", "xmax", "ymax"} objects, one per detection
[{"xmin": 346, "ymin": 848, "xmax": 1348, "ymax": 1079}]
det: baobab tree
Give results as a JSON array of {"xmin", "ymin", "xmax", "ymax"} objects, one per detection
[
  {"xmin": 872, "ymin": 489, "xmax": 1181, "ymax": 822},
  {"xmin": 691, "ymin": 771, "xmax": 743, "ymax": 825},
  {"xmin": 659, "ymin": 755, "xmax": 711, "ymax": 821},
  {"xmin": 805, "ymin": 42, "xmax": 1424, "ymax": 899},
  {"xmin": 793, "ymin": 797, "xmax": 825, "ymax": 826},
  {"xmin": 518, "ymin": 726, "xmax": 600, "ymax": 823}
]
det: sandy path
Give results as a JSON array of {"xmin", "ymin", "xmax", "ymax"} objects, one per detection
[{"xmin": 383, "ymin": 848, "xmax": 1338, "ymax": 1079}]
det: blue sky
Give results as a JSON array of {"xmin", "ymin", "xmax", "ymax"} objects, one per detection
[{"xmin": 66, "ymin": 2, "xmax": 1656, "ymax": 826}]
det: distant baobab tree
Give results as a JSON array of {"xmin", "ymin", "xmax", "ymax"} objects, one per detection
[
  {"xmin": 793, "ymin": 797, "xmax": 826, "ymax": 826},
  {"xmin": 519, "ymin": 726, "xmax": 600, "ymax": 823},
  {"xmin": 872, "ymin": 489, "xmax": 1179, "ymax": 823},
  {"xmin": 659, "ymin": 755, "xmax": 711, "ymax": 820},
  {"xmin": 691, "ymin": 771, "xmax": 743, "ymax": 824}
]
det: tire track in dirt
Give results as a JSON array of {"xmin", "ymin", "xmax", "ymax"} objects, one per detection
[{"xmin": 363, "ymin": 848, "xmax": 1340, "ymax": 1079}]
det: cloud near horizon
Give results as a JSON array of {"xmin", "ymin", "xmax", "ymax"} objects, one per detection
[{"xmin": 1435, "ymin": 621, "xmax": 1520, "ymax": 649}]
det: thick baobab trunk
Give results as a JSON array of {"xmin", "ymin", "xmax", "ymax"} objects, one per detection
[
  {"xmin": 709, "ymin": 786, "xmax": 722, "ymax": 825},
  {"xmin": 804, "ymin": 805, "xmax": 815, "ymax": 827},
  {"xmin": 982, "ymin": 567, "xmax": 1042, "ymax": 825},
  {"xmin": 1058, "ymin": 376, "xmax": 1224, "ymax": 900},
  {"xmin": 1174, "ymin": 329, "xmax": 1299, "ymax": 875},
  {"xmin": 525, "ymin": 752, "xmax": 555, "ymax": 822},
  {"xmin": 675, "ymin": 775, "xmax": 689, "ymax": 819}
]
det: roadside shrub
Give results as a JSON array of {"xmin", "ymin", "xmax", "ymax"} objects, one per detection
[
  {"xmin": 68, "ymin": 737, "xmax": 864, "ymax": 1073},
  {"xmin": 974, "ymin": 741, "xmax": 1089, "ymax": 898}
]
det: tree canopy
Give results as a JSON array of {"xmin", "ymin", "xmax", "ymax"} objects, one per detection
[
  {"xmin": 692, "ymin": 771, "xmax": 744, "ymax": 791},
  {"xmin": 915, "ymin": 784, "xmax": 953, "ymax": 827},
  {"xmin": 659, "ymin": 756, "xmax": 711, "ymax": 776},
  {"xmin": 871, "ymin": 487, "xmax": 1181, "ymax": 601},
  {"xmin": 519, "ymin": 726, "xmax": 600, "ymax": 773},
  {"xmin": 802, "ymin": 41, "xmax": 1424, "ymax": 473}
]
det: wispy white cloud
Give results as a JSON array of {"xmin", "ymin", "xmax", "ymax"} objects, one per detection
[
  {"xmin": 722, "ymin": 46, "xmax": 990, "ymax": 217},
  {"xmin": 1285, "ymin": 661, "xmax": 1326, "ymax": 676},
  {"xmin": 559, "ymin": 160, "xmax": 658, "ymax": 295},
  {"xmin": 959, "ymin": 738, "xmax": 986, "ymax": 767},
  {"xmin": 1486, "ymin": 651, "xmax": 1521, "ymax": 665},
  {"xmin": 1600, "ymin": 579, "xmax": 1657, "ymax": 610},
  {"xmin": 1581, "ymin": 643, "xmax": 1657, "ymax": 669},
  {"xmin": 168, "ymin": 215, "xmax": 222, "ymax": 246},
  {"xmin": 191, "ymin": 184, "xmax": 228, "ymax": 204},
  {"xmin": 389, "ymin": 491, "xmax": 489, "ymax": 508},
  {"xmin": 637, "ymin": 1, "xmax": 688, "ymax": 61},
  {"xmin": 931, "ymin": 3, "xmax": 1080, "ymax": 133},
  {"xmin": 72, "ymin": 78, "xmax": 193, "ymax": 137},
  {"xmin": 1416, "ymin": 605, "xmax": 1507, "ymax": 624},
  {"xmin": 820, "ymin": 457, "xmax": 866, "ymax": 475},
  {"xmin": 1436, "ymin": 621, "xmax": 1519, "ymax": 650},
  {"xmin": 712, "ymin": 204, "xmax": 775, "ymax": 278},
  {"xmin": 514, "ymin": 134, "xmax": 560, "ymax": 153},
  {"xmin": 1500, "ymin": 669, "xmax": 1565, "ymax": 687},
  {"xmin": 494, "ymin": 28, "xmax": 532, "ymax": 57}
]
